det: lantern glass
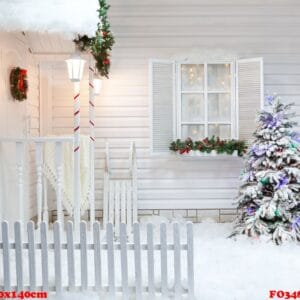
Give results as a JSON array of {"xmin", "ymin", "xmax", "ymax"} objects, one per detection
[
  {"xmin": 65, "ymin": 54, "xmax": 86, "ymax": 82},
  {"xmin": 93, "ymin": 78, "xmax": 102, "ymax": 95}
]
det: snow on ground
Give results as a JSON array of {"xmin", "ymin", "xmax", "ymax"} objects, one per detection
[
  {"xmin": 46, "ymin": 217, "xmax": 299, "ymax": 300},
  {"xmin": 3, "ymin": 218, "xmax": 299, "ymax": 300}
]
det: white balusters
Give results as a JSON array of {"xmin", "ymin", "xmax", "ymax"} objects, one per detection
[
  {"xmin": 114, "ymin": 181, "xmax": 120, "ymax": 236},
  {"xmin": 55, "ymin": 141, "xmax": 63, "ymax": 228},
  {"xmin": 126, "ymin": 181, "xmax": 132, "ymax": 235},
  {"xmin": 42, "ymin": 177, "xmax": 48, "ymax": 225},
  {"xmin": 103, "ymin": 142, "xmax": 138, "ymax": 235},
  {"xmin": 35, "ymin": 142, "xmax": 43, "ymax": 226},
  {"xmin": 16, "ymin": 141, "xmax": 25, "ymax": 223}
]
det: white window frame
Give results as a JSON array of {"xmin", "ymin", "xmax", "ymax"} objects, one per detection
[{"xmin": 175, "ymin": 61, "xmax": 237, "ymax": 140}]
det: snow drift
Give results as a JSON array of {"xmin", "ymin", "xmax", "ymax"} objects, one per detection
[{"xmin": 0, "ymin": 0, "xmax": 99, "ymax": 37}]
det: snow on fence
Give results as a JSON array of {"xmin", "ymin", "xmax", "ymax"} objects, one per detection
[{"xmin": 0, "ymin": 221, "xmax": 194, "ymax": 299}]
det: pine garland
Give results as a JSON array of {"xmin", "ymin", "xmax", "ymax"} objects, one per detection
[
  {"xmin": 170, "ymin": 137, "xmax": 247, "ymax": 156},
  {"xmin": 10, "ymin": 67, "xmax": 28, "ymax": 101},
  {"xmin": 74, "ymin": 0, "xmax": 115, "ymax": 78}
]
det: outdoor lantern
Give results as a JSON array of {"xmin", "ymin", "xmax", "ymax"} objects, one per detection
[
  {"xmin": 65, "ymin": 53, "xmax": 86, "ymax": 82},
  {"xmin": 93, "ymin": 76, "xmax": 102, "ymax": 96}
]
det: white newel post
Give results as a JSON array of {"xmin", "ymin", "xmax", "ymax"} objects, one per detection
[
  {"xmin": 16, "ymin": 141, "xmax": 25, "ymax": 224},
  {"xmin": 73, "ymin": 81, "xmax": 81, "ymax": 232},
  {"xmin": 89, "ymin": 59, "xmax": 95, "ymax": 226}
]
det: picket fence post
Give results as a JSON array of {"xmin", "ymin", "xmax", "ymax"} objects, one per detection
[
  {"xmin": 40, "ymin": 222, "xmax": 49, "ymax": 292},
  {"xmin": 66, "ymin": 221, "xmax": 75, "ymax": 291},
  {"xmin": 15, "ymin": 221, "xmax": 23, "ymax": 292},
  {"xmin": 2, "ymin": 221, "xmax": 11, "ymax": 291}
]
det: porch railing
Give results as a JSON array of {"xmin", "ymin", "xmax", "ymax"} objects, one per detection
[{"xmin": 0, "ymin": 137, "xmax": 85, "ymax": 229}]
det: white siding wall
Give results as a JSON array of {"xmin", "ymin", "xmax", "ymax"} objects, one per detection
[
  {"xmin": 0, "ymin": 33, "xmax": 40, "ymax": 222},
  {"xmin": 49, "ymin": 0, "xmax": 300, "ymax": 211}
]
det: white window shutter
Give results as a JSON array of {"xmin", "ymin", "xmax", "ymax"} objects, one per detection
[
  {"xmin": 236, "ymin": 58, "xmax": 264, "ymax": 142},
  {"xmin": 150, "ymin": 60, "xmax": 175, "ymax": 153}
]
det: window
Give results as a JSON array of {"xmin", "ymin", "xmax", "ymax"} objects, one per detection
[
  {"xmin": 150, "ymin": 58, "xmax": 264, "ymax": 153},
  {"xmin": 178, "ymin": 62, "xmax": 235, "ymax": 140}
]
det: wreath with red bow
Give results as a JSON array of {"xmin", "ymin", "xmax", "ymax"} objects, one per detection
[{"xmin": 10, "ymin": 67, "xmax": 28, "ymax": 101}]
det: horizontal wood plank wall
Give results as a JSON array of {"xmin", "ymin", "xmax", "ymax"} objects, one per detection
[
  {"xmin": 0, "ymin": 33, "xmax": 40, "ymax": 222},
  {"xmin": 49, "ymin": 0, "xmax": 300, "ymax": 211}
]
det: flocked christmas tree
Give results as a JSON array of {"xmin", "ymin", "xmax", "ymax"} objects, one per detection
[{"xmin": 231, "ymin": 95, "xmax": 300, "ymax": 244}]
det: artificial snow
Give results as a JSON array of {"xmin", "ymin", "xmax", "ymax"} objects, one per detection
[
  {"xmin": 49, "ymin": 220, "xmax": 300, "ymax": 299},
  {"xmin": 0, "ymin": 0, "xmax": 99, "ymax": 36}
]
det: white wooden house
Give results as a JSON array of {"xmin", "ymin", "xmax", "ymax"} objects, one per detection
[
  {"xmin": 0, "ymin": 1, "xmax": 300, "ymax": 298},
  {"xmin": 0, "ymin": 0, "xmax": 300, "ymax": 226}
]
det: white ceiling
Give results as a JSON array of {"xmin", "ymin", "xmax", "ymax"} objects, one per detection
[{"xmin": 24, "ymin": 32, "xmax": 75, "ymax": 54}]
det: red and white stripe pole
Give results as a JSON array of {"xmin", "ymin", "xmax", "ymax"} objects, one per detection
[
  {"xmin": 88, "ymin": 57, "xmax": 96, "ymax": 225},
  {"xmin": 66, "ymin": 53, "xmax": 85, "ymax": 233},
  {"xmin": 73, "ymin": 81, "xmax": 81, "ymax": 232}
]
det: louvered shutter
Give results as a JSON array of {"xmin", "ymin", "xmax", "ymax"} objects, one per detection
[
  {"xmin": 150, "ymin": 60, "xmax": 175, "ymax": 153},
  {"xmin": 236, "ymin": 58, "xmax": 264, "ymax": 142}
]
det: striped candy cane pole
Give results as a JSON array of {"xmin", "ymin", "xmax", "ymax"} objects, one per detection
[
  {"xmin": 73, "ymin": 81, "xmax": 81, "ymax": 232},
  {"xmin": 89, "ymin": 59, "xmax": 96, "ymax": 226}
]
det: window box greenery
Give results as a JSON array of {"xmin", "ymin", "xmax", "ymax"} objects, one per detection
[{"xmin": 169, "ymin": 137, "xmax": 247, "ymax": 157}]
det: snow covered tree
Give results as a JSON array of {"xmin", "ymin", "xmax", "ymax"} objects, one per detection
[{"xmin": 231, "ymin": 95, "xmax": 300, "ymax": 244}]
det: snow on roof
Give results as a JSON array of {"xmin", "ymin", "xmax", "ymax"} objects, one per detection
[{"xmin": 0, "ymin": 0, "xmax": 99, "ymax": 37}]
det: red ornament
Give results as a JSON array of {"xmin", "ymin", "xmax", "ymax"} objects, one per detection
[
  {"xmin": 20, "ymin": 69, "xmax": 27, "ymax": 76},
  {"xmin": 103, "ymin": 58, "xmax": 110, "ymax": 65},
  {"xmin": 102, "ymin": 31, "xmax": 108, "ymax": 37}
]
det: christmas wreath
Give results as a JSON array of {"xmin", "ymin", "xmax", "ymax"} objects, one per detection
[
  {"xmin": 10, "ymin": 67, "xmax": 28, "ymax": 101},
  {"xmin": 74, "ymin": 0, "xmax": 115, "ymax": 78}
]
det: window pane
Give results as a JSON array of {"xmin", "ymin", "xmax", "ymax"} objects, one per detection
[
  {"xmin": 208, "ymin": 93, "xmax": 231, "ymax": 122},
  {"xmin": 182, "ymin": 93, "xmax": 205, "ymax": 122},
  {"xmin": 182, "ymin": 125, "xmax": 205, "ymax": 140},
  {"xmin": 181, "ymin": 64, "xmax": 204, "ymax": 91},
  {"xmin": 208, "ymin": 124, "xmax": 231, "ymax": 139},
  {"xmin": 208, "ymin": 64, "xmax": 231, "ymax": 91}
]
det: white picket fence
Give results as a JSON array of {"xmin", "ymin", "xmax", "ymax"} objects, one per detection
[{"xmin": 0, "ymin": 221, "xmax": 194, "ymax": 299}]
